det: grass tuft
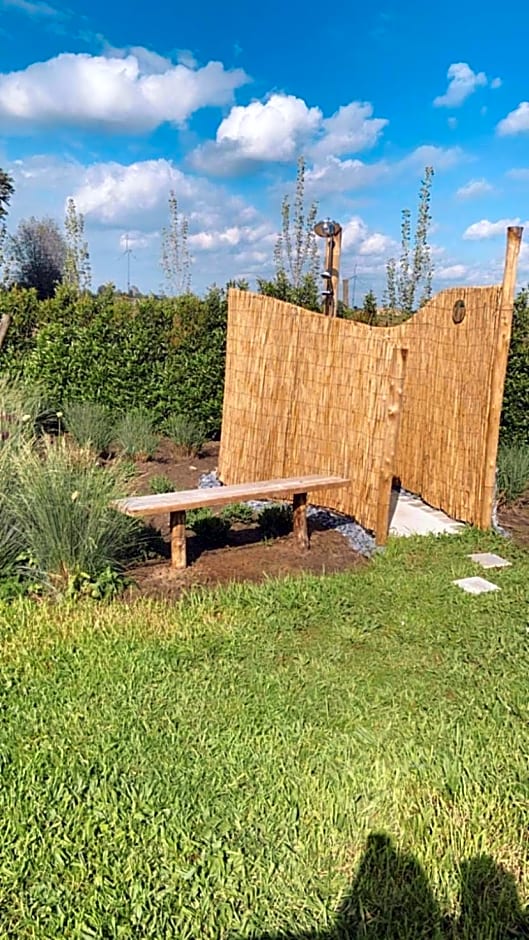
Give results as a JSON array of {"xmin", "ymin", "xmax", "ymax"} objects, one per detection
[
  {"xmin": 114, "ymin": 408, "xmax": 160, "ymax": 461},
  {"xmin": 497, "ymin": 441, "xmax": 529, "ymax": 503}
]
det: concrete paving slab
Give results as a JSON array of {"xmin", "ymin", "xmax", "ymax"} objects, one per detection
[
  {"xmin": 389, "ymin": 491, "xmax": 464, "ymax": 538},
  {"xmin": 453, "ymin": 576, "xmax": 500, "ymax": 595},
  {"xmin": 468, "ymin": 552, "xmax": 512, "ymax": 569}
]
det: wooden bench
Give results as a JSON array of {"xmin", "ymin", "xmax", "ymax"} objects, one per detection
[{"xmin": 113, "ymin": 474, "xmax": 349, "ymax": 569}]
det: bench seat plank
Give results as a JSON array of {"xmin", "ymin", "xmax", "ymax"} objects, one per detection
[{"xmin": 114, "ymin": 474, "xmax": 349, "ymax": 517}]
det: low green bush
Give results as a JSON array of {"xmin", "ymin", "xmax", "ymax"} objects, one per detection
[
  {"xmin": 62, "ymin": 400, "xmax": 114, "ymax": 455},
  {"xmin": 257, "ymin": 502, "xmax": 293, "ymax": 538},
  {"xmin": 187, "ymin": 508, "xmax": 231, "ymax": 546},
  {"xmin": 220, "ymin": 502, "xmax": 255, "ymax": 524},
  {"xmin": 497, "ymin": 442, "xmax": 529, "ymax": 503},
  {"xmin": 114, "ymin": 409, "xmax": 159, "ymax": 461},
  {"xmin": 149, "ymin": 474, "xmax": 175, "ymax": 495},
  {"xmin": 164, "ymin": 413, "xmax": 206, "ymax": 457}
]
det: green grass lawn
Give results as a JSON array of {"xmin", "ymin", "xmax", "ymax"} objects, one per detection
[{"xmin": 1, "ymin": 529, "xmax": 528, "ymax": 939}]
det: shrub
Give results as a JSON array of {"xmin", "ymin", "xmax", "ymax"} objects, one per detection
[
  {"xmin": 220, "ymin": 502, "xmax": 255, "ymax": 524},
  {"xmin": 187, "ymin": 508, "xmax": 231, "ymax": 546},
  {"xmin": 149, "ymin": 474, "xmax": 175, "ymax": 495},
  {"xmin": 257, "ymin": 502, "xmax": 293, "ymax": 538},
  {"xmin": 502, "ymin": 288, "xmax": 529, "ymax": 444},
  {"xmin": 164, "ymin": 413, "xmax": 206, "ymax": 457},
  {"xmin": 62, "ymin": 401, "xmax": 114, "ymax": 455},
  {"xmin": 8, "ymin": 437, "xmax": 143, "ymax": 593},
  {"xmin": 497, "ymin": 442, "xmax": 529, "ymax": 503},
  {"xmin": 114, "ymin": 409, "xmax": 159, "ymax": 461}
]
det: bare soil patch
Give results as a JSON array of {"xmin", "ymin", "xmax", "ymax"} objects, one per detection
[{"xmin": 124, "ymin": 440, "xmax": 364, "ymax": 600}]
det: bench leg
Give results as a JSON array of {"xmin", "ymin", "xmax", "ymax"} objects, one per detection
[
  {"xmin": 170, "ymin": 510, "xmax": 187, "ymax": 569},
  {"xmin": 293, "ymin": 492, "xmax": 309, "ymax": 551}
]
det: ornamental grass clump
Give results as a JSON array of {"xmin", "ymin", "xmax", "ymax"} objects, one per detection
[
  {"xmin": 8, "ymin": 437, "xmax": 143, "ymax": 593},
  {"xmin": 497, "ymin": 442, "xmax": 529, "ymax": 504},
  {"xmin": 62, "ymin": 400, "xmax": 114, "ymax": 456},
  {"xmin": 164, "ymin": 413, "xmax": 206, "ymax": 457},
  {"xmin": 114, "ymin": 409, "xmax": 160, "ymax": 461}
]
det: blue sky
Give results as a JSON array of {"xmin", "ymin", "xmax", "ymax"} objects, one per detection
[{"xmin": 0, "ymin": 0, "xmax": 528, "ymax": 296}]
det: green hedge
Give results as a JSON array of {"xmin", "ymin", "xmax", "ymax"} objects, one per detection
[
  {"xmin": 1, "ymin": 283, "xmax": 529, "ymax": 444},
  {"xmin": 501, "ymin": 287, "xmax": 529, "ymax": 444},
  {"xmin": 0, "ymin": 284, "xmax": 228, "ymax": 437}
]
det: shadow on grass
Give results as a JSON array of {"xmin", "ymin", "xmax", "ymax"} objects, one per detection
[{"xmin": 253, "ymin": 833, "xmax": 528, "ymax": 939}]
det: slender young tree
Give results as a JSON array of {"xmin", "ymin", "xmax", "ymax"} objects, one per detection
[
  {"xmin": 385, "ymin": 166, "xmax": 435, "ymax": 315},
  {"xmin": 0, "ymin": 168, "xmax": 14, "ymax": 223},
  {"xmin": 63, "ymin": 197, "xmax": 91, "ymax": 291},
  {"xmin": 0, "ymin": 169, "xmax": 14, "ymax": 288},
  {"xmin": 160, "ymin": 191, "xmax": 191, "ymax": 295},
  {"xmin": 274, "ymin": 156, "xmax": 319, "ymax": 288}
]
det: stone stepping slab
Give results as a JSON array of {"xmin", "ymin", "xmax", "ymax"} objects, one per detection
[
  {"xmin": 453, "ymin": 576, "xmax": 501, "ymax": 595},
  {"xmin": 468, "ymin": 552, "xmax": 512, "ymax": 569}
]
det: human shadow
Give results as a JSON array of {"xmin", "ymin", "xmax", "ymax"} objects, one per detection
[{"xmin": 250, "ymin": 832, "xmax": 528, "ymax": 940}]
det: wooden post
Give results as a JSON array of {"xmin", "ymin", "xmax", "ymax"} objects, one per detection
[
  {"xmin": 342, "ymin": 278, "xmax": 349, "ymax": 309},
  {"xmin": 375, "ymin": 347, "xmax": 408, "ymax": 545},
  {"xmin": 322, "ymin": 238, "xmax": 333, "ymax": 317},
  {"xmin": 0, "ymin": 314, "xmax": 11, "ymax": 350},
  {"xmin": 330, "ymin": 228, "xmax": 342, "ymax": 318},
  {"xmin": 480, "ymin": 226, "xmax": 523, "ymax": 527},
  {"xmin": 170, "ymin": 510, "xmax": 187, "ymax": 569},
  {"xmin": 293, "ymin": 492, "xmax": 309, "ymax": 550}
]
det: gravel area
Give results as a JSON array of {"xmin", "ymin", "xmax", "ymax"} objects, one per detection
[{"xmin": 198, "ymin": 470, "xmax": 377, "ymax": 557}]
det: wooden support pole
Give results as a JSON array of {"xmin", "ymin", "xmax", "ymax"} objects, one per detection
[
  {"xmin": 293, "ymin": 492, "xmax": 309, "ymax": 550},
  {"xmin": 342, "ymin": 278, "xmax": 349, "ymax": 308},
  {"xmin": 480, "ymin": 226, "xmax": 523, "ymax": 528},
  {"xmin": 170, "ymin": 510, "xmax": 187, "ymax": 569},
  {"xmin": 375, "ymin": 347, "xmax": 408, "ymax": 545},
  {"xmin": 330, "ymin": 228, "xmax": 342, "ymax": 318}
]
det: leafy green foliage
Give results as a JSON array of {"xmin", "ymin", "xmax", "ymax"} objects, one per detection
[
  {"xmin": 257, "ymin": 269, "xmax": 321, "ymax": 312},
  {"xmin": 0, "ymin": 284, "xmax": 228, "ymax": 437},
  {"xmin": 62, "ymin": 400, "xmax": 114, "ymax": 456},
  {"xmin": 0, "ymin": 531, "xmax": 528, "ymax": 936},
  {"xmin": 114, "ymin": 408, "xmax": 159, "ymax": 460},
  {"xmin": 164, "ymin": 413, "xmax": 206, "ymax": 457},
  {"xmin": 149, "ymin": 473, "xmax": 175, "ymax": 495},
  {"xmin": 384, "ymin": 166, "xmax": 434, "ymax": 316},
  {"xmin": 496, "ymin": 442, "xmax": 529, "ymax": 503},
  {"xmin": 220, "ymin": 502, "xmax": 255, "ymax": 524},
  {"xmin": 187, "ymin": 508, "xmax": 231, "ymax": 546},
  {"xmin": 257, "ymin": 502, "xmax": 293, "ymax": 537},
  {"xmin": 501, "ymin": 288, "xmax": 529, "ymax": 444}
]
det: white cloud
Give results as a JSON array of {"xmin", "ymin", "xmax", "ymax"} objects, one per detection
[
  {"xmin": 1, "ymin": 0, "xmax": 59, "ymax": 16},
  {"xmin": 436, "ymin": 264, "xmax": 468, "ymax": 280},
  {"xmin": 119, "ymin": 231, "xmax": 158, "ymax": 251},
  {"xmin": 305, "ymin": 155, "xmax": 389, "ymax": 195},
  {"xmin": 403, "ymin": 144, "xmax": 464, "ymax": 170},
  {"xmin": 434, "ymin": 62, "xmax": 488, "ymax": 107},
  {"xmin": 310, "ymin": 101, "xmax": 388, "ymax": 159},
  {"xmin": 192, "ymin": 95, "xmax": 387, "ymax": 175},
  {"xmin": 507, "ymin": 167, "xmax": 529, "ymax": 181},
  {"xmin": 448, "ymin": 116, "xmax": 458, "ymax": 130},
  {"xmin": 456, "ymin": 178, "xmax": 493, "ymax": 199},
  {"xmin": 189, "ymin": 223, "xmax": 274, "ymax": 252},
  {"xmin": 491, "ymin": 77, "xmax": 502, "ymax": 89},
  {"xmin": 216, "ymin": 94, "xmax": 321, "ymax": 161},
  {"xmin": 72, "ymin": 159, "xmax": 199, "ymax": 224},
  {"xmin": 0, "ymin": 52, "xmax": 248, "ymax": 131},
  {"xmin": 497, "ymin": 101, "xmax": 529, "ymax": 136},
  {"xmin": 340, "ymin": 216, "xmax": 397, "ymax": 259},
  {"xmin": 463, "ymin": 218, "xmax": 522, "ymax": 239}
]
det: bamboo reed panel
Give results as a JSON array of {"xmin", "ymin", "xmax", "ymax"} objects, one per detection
[{"xmin": 218, "ymin": 281, "xmax": 511, "ymax": 535}]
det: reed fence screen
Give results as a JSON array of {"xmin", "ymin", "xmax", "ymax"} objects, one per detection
[{"xmin": 218, "ymin": 284, "xmax": 508, "ymax": 541}]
